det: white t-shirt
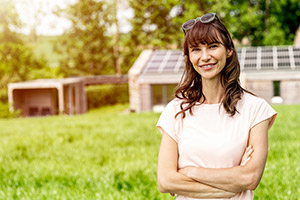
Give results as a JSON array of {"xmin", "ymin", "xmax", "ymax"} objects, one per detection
[{"xmin": 157, "ymin": 92, "xmax": 277, "ymax": 200}]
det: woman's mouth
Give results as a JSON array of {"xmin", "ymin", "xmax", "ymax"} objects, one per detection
[{"xmin": 200, "ymin": 63, "xmax": 216, "ymax": 70}]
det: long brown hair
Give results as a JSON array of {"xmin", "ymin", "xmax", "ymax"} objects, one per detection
[{"xmin": 175, "ymin": 17, "xmax": 248, "ymax": 118}]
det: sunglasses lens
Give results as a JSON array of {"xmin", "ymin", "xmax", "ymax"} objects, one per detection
[
  {"xmin": 182, "ymin": 19, "xmax": 196, "ymax": 30},
  {"xmin": 200, "ymin": 13, "xmax": 215, "ymax": 23},
  {"xmin": 182, "ymin": 13, "xmax": 218, "ymax": 34}
]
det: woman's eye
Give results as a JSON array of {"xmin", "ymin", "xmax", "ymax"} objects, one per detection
[
  {"xmin": 209, "ymin": 44, "xmax": 218, "ymax": 49},
  {"xmin": 191, "ymin": 48, "xmax": 200, "ymax": 52}
]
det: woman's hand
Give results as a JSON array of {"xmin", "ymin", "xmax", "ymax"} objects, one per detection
[
  {"xmin": 240, "ymin": 145, "xmax": 254, "ymax": 166},
  {"xmin": 179, "ymin": 166, "xmax": 197, "ymax": 178}
]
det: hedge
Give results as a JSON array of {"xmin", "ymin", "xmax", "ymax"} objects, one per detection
[{"xmin": 86, "ymin": 84, "xmax": 129, "ymax": 109}]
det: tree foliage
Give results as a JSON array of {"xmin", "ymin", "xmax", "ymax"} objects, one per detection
[
  {"xmin": 127, "ymin": 0, "xmax": 181, "ymax": 48},
  {"xmin": 118, "ymin": 0, "xmax": 182, "ymax": 74},
  {"xmin": 0, "ymin": 42, "xmax": 47, "ymax": 88},
  {"xmin": 127, "ymin": 0, "xmax": 300, "ymax": 47},
  {"xmin": 263, "ymin": 0, "xmax": 300, "ymax": 45},
  {"xmin": 0, "ymin": 0, "xmax": 49, "ymax": 102},
  {"xmin": 55, "ymin": 0, "xmax": 116, "ymax": 76}
]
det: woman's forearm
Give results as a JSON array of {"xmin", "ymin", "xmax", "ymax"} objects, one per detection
[
  {"xmin": 179, "ymin": 165, "xmax": 251, "ymax": 193},
  {"xmin": 158, "ymin": 170, "xmax": 237, "ymax": 198}
]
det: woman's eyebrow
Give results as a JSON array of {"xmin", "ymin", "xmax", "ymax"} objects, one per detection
[
  {"xmin": 188, "ymin": 44, "xmax": 199, "ymax": 48},
  {"xmin": 207, "ymin": 42, "xmax": 220, "ymax": 45}
]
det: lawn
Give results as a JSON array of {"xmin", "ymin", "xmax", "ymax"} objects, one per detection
[{"xmin": 0, "ymin": 104, "xmax": 299, "ymax": 199}]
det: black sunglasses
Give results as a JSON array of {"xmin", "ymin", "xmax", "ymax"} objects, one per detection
[{"xmin": 182, "ymin": 13, "xmax": 221, "ymax": 34}]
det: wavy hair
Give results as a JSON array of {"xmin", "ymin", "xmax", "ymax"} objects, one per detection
[{"xmin": 175, "ymin": 17, "xmax": 249, "ymax": 118}]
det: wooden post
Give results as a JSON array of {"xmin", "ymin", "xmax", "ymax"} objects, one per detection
[
  {"xmin": 68, "ymin": 84, "xmax": 74, "ymax": 115},
  {"xmin": 57, "ymin": 84, "xmax": 64, "ymax": 114}
]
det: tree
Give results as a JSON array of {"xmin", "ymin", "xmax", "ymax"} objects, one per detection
[
  {"xmin": 121, "ymin": 0, "xmax": 183, "ymax": 73},
  {"xmin": 55, "ymin": 0, "xmax": 117, "ymax": 76},
  {"xmin": 262, "ymin": 0, "xmax": 300, "ymax": 45},
  {"xmin": 209, "ymin": 0, "xmax": 263, "ymax": 45},
  {"xmin": 126, "ymin": 0, "xmax": 264, "ymax": 48},
  {"xmin": 14, "ymin": 0, "xmax": 47, "ymax": 42},
  {"xmin": 0, "ymin": 0, "xmax": 22, "ymax": 43},
  {"xmin": 127, "ymin": 0, "xmax": 300, "ymax": 47},
  {"xmin": 204, "ymin": 0, "xmax": 300, "ymax": 46},
  {"xmin": 127, "ymin": 0, "xmax": 181, "ymax": 49},
  {"xmin": 0, "ymin": 0, "xmax": 48, "ymax": 102}
]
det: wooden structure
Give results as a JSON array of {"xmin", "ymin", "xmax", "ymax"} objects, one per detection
[
  {"xmin": 84, "ymin": 75, "xmax": 128, "ymax": 85},
  {"xmin": 8, "ymin": 78, "xmax": 87, "ymax": 117},
  {"xmin": 129, "ymin": 46, "xmax": 300, "ymax": 112}
]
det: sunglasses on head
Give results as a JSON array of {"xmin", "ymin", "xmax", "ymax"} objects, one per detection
[{"xmin": 182, "ymin": 13, "xmax": 221, "ymax": 34}]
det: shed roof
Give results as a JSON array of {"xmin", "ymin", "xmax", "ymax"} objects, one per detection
[
  {"xmin": 141, "ymin": 46, "xmax": 300, "ymax": 76},
  {"xmin": 8, "ymin": 78, "xmax": 84, "ymax": 90}
]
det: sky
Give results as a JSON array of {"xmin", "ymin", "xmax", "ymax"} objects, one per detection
[{"xmin": 14, "ymin": 0, "xmax": 133, "ymax": 36}]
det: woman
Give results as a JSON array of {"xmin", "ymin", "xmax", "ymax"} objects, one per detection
[{"xmin": 156, "ymin": 13, "xmax": 277, "ymax": 199}]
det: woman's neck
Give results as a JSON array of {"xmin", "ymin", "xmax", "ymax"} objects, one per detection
[{"xmin": 201, "ymin": 79, "xmax": 225, "ymax": 104}]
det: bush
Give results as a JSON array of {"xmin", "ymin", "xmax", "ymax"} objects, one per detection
[
  {"xmin": 0, "ymin": 102, "xmax": 20, "ymax": 118},
  {"xmin": 86, "ymin": 84, "xmax": 129, "ymax": 109},
  {"xmin": 0, "ymin": 88, "xmax": 8, "ymax": 103}
]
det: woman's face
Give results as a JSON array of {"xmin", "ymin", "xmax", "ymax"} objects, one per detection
[{"xmin": 188, "ymin": 41, "xmax": 231, "ymax": 81}]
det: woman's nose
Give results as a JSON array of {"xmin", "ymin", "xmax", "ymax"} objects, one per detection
[{"xmin": 201, "ymin": 50, "xmax": 211, "ymax": 62}]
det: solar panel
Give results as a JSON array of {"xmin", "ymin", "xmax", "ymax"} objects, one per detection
[
  {"xmin": 293, "ymin": 47, "xmax": 300, "ymax": 69},
  {"xmin": 142, "ymin": 46, "xmax": 300, "ymax": 75},
  {"xmin": 239, "ymin": 46, "xmax": 299, "ymax": 71},
  {"xmin": 143, "ymin": 50, "xmax": 184, "ymax": 74}
]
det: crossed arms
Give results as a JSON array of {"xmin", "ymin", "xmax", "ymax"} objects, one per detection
[{"xmin": 157, "ymin": 119, "xmax": 270, "ymax": 198}]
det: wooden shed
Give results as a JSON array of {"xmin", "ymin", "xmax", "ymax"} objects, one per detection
[
  {"xmin": 8, "ymin": 78, "xmax": 87, "ymax": 117},
  {"xmin": 129, "ymin": 46, "xmax": 300, "ymax": 112}
]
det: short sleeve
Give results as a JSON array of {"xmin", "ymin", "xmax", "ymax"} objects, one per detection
[
  {"xmin": 250, "ymin": 98, "xmax": 277, "ymax": 130},
  {"xmin": 156, "ymin": 100, "xmax": 180, "ymax": 143}
]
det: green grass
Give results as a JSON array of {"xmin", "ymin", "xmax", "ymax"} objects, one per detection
[
  {"xmin": 0, "ymin": 104, "xmax": 299, "ymax": 199},
  {"xmin": 254, "ymin": 105, "xmax": 300, "ymax": 199}
]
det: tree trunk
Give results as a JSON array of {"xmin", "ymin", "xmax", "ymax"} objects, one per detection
[
  {"xmin": 113, "ymin": 0, "xmax": 121, "ymax": 75},
  {"xmin": 265, "ymin": 0, "xmax": 270, "ymax": 33}
]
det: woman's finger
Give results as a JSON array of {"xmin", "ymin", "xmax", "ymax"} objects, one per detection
[{"xmin": 240, "ymin": 145, "xmax": 254, "ymax": 166}]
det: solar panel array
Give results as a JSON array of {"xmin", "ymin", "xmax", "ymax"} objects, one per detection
[
  {"xmin": 142, "ymin": 46, "xmax": 300, "ymax": 74},
  {"xmin": 237, "ymin": 46, "xmax": 300, "ymax": 70},
  {"xmin": 142, "ymin": 50, "xmax": 185, "ymax": 74}
]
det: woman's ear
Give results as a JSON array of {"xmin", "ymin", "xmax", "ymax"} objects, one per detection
[{"xmin": 227, "ymin": 49, "xmax": 233, "ymax": 58}]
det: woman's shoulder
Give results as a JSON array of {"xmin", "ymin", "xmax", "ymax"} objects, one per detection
[
  {"xmin": 242, "ymin": 92, "xmax": 266, "ymax": 104},
  {"xmin": 165, "ymin": 98, "xmax": 183, "ymax": 110},
  {"xmin": 159, "ymin": 98, "xmax": 183, "ymax": 121},
  {"xmin": 239, "ymin": 91, "xmax": 270, "ymax": 110}
]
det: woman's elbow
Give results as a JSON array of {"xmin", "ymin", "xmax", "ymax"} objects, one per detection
[
  {"xmin": 157, "ymin": 171, "xmax": 178, "ymax": 193},
  {"xmin": 247, "ymin": 177, "xmax": 260, "ymax": 191},
  {"xmin": 243, "ymin": 172, "xmax": 262, "ymax": 191},
  {"xmin": 158, "ymin": 183, "xmax": 168, "ymax": 193},
  {"xmin": 157, "ymin": 176, "xmax": 170, "ymax": 193}
]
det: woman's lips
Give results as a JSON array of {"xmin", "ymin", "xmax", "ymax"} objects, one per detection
[{"xmin": 200, "ymin": 63, "xmax": 216, "ymax": 70}]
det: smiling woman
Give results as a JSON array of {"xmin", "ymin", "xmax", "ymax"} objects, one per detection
[{"xmin": 156, "ymin": 13, "xmax": 277, "ymax": 200}]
